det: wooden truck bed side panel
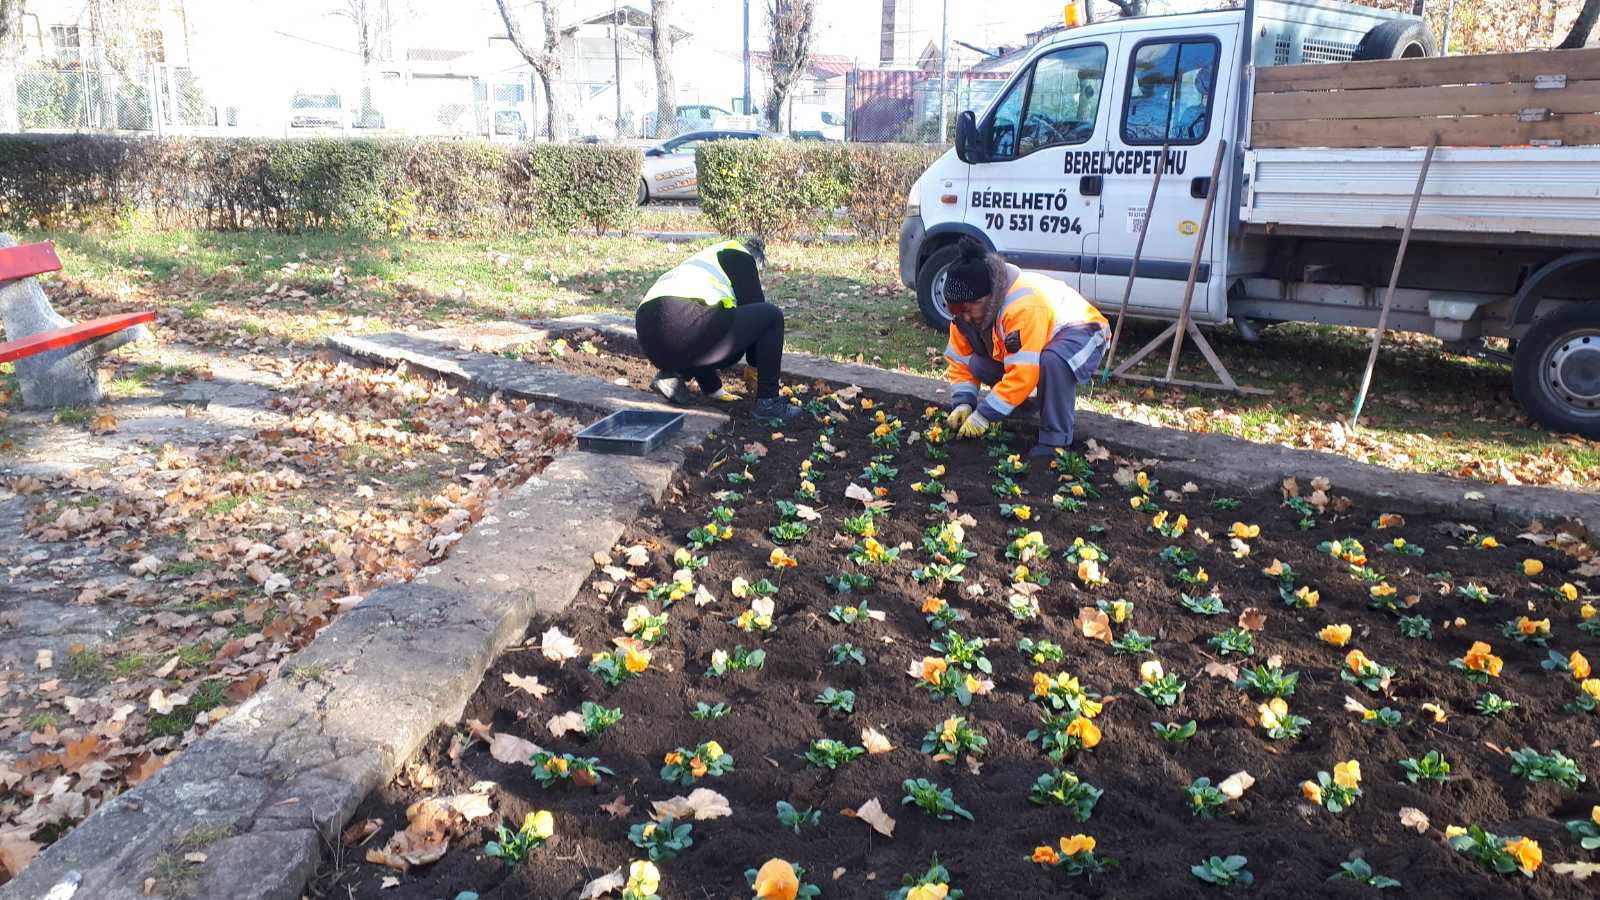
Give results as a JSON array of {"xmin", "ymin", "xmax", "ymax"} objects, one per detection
[{"xmin": 1251, "ymin": 46, "xmax": 1600, "ymax": 149}]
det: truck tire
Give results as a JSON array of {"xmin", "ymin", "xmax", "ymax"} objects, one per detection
[
  {"xmin": 637, "ymin": 178, "xmax": 650, "ymax": 205},
  {"xmin": 1352, "ymin": 19, "xmax": 1437, "ymax": 61},
  {"xmin": 915, "ymin": 243, "xmax": 962, "ymax": 330},
  {"xmin": 1512, "ymin": 304, "xmax": 1600, "ymax": 438}
]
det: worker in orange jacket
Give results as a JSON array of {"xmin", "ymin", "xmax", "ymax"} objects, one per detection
[{"xmin": 941, "ymin": 239, "xmax": 1109, "ymax": 457}]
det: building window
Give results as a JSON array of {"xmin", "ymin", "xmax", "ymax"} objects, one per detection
[{"xmin": 49, "ymin": 25, "xmax": 81, "ymax": 66}]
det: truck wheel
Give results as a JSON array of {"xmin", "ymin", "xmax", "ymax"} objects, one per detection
[
  {"xmin": 915, "ymin": 243, "xmax": 961, "ymax": 330},
  {"xmin": 637, "ymin": 178, "xmax": 649, "ymax": 206},
  {"xmin": 1352, "ymin": 19, "xmax": 1437, "ymax": 60},
  {"xmin": 1512, "ymin": 304, "xmax": 1600, "ymax": 438}
]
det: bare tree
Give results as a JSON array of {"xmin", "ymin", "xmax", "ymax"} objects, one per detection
[
  {"xmin": 1559, "ymin": 0, "xmax": 1600, "ymax": 47},
  {"xmin": 330, "ymin": 0, "xmax": 391, "ymax": 123},
  {"xmin": 764, "ymin": 0, "xmax": 814, "ymax": 134},
  {"xmin": 650, "ymin": 0, "xmax": 676, "ymax": 138},
  {"xmin": 1099, "ymin": 0, "xmax": 1147, "ymax": 18},
  {"xmin": 0, "ymin": 0, "xmax": 22, "ymax": 131},
  {"xmin": 497, "ymin": 0, "xmax": 564, "ymax": 141}
]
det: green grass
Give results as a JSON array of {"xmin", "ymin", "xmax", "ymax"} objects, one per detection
[
  {"xmin": 204, "ymin": 495, "xmax": 245, "ymax": 517},
  {"xmin": 111, "ymin": 652, "xmax": 152, "ymax": 679},
  {"xmin": 176, "ymin": 642, "xmax": 217, "ymax": 667},
  {"xmin": 147, "ymin": 679, "xmax": 227, "ymax": 738},
  {"xmin": 51, "ymin": 406, "xmax": 91, "ymax": 426},
  {"xmin": 32, "ymin": 225, "xmax": 1600, "ymax": 486},
  {"xmin": 166, "ymin": 558, "xmax": 209, "ymax": 577},
  {"xmin": 24, "ymin": 712, "xmax": 61, "ymax": 731},
  {"xmin": 63, "ymin": 649, "xmax": 108, "ymax": 682}
]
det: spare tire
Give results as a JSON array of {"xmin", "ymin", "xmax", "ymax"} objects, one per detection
[{"xmin": 1352, "ymin": 19, "xmax": 1437, "ymax": 60}]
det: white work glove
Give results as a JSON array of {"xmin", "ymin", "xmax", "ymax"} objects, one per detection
[
  {"xmin": 947, "ymin": 404, "xmax": 973, "ymax": 428},
  {"xmin": 958, "ymin": 411, "xmax": 990, "ymax": 439}
]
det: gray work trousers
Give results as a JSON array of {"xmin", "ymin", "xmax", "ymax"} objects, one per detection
[{"xmin": 969, "ymin": 324, "xmax": 1106, "ymax": 448}]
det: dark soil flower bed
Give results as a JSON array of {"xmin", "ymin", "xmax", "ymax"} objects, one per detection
[{"xmin": 313, "ymin": 354, "xmax": 1599, "ymax": 900}]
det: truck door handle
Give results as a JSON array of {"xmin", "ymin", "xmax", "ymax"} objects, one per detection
[
  {"xmin": 1190, "ymin": 176, "xmax": 1213, "ymax": 199},
  {"xmin": 1079, "ymin": 175, "xmax": 1103, "ymax": 196}
]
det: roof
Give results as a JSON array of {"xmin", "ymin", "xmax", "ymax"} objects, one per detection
[
  {"xmin": 562, "ymin": 5, "xmax": 691, "ymax": 41},
  {"xmin": 749, "ymin": 51, "xmax": 854, "ymax": 79}
]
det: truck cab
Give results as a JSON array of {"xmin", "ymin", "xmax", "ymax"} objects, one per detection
[{"xmin": 900, "ymin": 1, "xmax": 1408, "ymax": 331}]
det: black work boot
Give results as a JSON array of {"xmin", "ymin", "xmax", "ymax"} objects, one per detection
[
  {"xmin": 650, "ymin": 371, "xmax": 692, "ymax": 405},
  {"xmin": 751, "ymin": 396, "xmax": 802, "ymax": 423}
]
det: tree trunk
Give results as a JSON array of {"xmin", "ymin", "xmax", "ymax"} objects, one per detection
[
  {"xmin": 496, "ymin": 0, "xmax": 564, "ymax": 140},
  {"xmin": 1101, "ymin": 0, "xmax": 1146, "ymax": 18},
  {"xmin": 765, "ymin": 0, "xmax": 814, "ymax": 134},
  {"xmin": 650, "ymin": 0, "xmax": 675, "ymax": 138},
  {"xmin": 1559, "ymin": 0, "xmax": 1600, "ymax": 49},
  {"xmin": 540, "ymin": 70, "xmax": 559, "ymax": 142}
]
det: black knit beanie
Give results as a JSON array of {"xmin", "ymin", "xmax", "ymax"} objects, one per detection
[{"xmin": 944, "ymin": 240, "xmax": 992, "ymax": 307}]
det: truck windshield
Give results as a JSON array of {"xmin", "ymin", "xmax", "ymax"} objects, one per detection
[{"xmin": 988, "ymin": 43, "xmax": 1107, "ymax": 160}]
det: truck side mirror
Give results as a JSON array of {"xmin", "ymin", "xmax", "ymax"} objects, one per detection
[{"xmin": 955, "ymin": 111, "xmax": 982, "ymax": 164}]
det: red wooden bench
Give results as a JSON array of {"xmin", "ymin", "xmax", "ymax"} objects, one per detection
[{"xmin": 0, "ymin": 241, "xmax": 155, "ymax": 363}]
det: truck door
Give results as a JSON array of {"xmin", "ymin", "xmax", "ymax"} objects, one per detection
[
  {"xmin": 966, "ymin": 37, "xmax": 1117, "ymax": 293},
  {"xmin": 1095, "ymin": 26, "xmax": 1236, "ymax": 323}
]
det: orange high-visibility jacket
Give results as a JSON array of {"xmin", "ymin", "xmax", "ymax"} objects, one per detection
[{"xmin": 944, "ymin": 271, "xmax": 1108, "ymax": 416}]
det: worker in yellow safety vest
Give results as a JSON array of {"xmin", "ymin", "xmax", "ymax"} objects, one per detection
[
  {"xmin": 636, "ymin": 237, "xmax": 799, "ymax": 422},
  {"xmin": 942, "ymin": 239, "xmax": 1109, "ymax": 457}
]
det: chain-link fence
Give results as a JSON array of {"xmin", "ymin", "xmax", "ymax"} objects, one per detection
[
  {"xmin": 844, "ymin": 69, "xmax": 1010, "ymax": 143},
  {"xmin": 16, "ymin": 64, "xmax": 215, "ymax": 133}
]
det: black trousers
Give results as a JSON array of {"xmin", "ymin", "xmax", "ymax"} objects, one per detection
[{"xmin": 635, "ymin": 297, "xmax": 785, "ymax": 398}]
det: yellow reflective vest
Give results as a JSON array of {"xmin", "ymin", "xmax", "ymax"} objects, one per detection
[{"xmin": 641, "ymin": 240, "xmax": 750, "ymax": 309}]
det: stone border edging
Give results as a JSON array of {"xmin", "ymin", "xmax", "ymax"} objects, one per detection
[{"xmin": 0, "ymin": 344, "xmax": 726, "ymax": 900}]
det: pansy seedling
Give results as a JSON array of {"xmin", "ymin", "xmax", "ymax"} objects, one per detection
[
  {"xmin": 1032, "ymin": 834, "xmax": 1116, "ymax": 882},
  {"xmin": 1448, "ymin": 825, "xmax": 1541, "ymax": 878},
  {"xmin": 1028, "ymin": 768, "xmax": 1103, "ymax": 819}
]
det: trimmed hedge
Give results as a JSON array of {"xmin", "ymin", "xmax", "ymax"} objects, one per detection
[
  {"xmin": 698, "ymin": 140, "xmax": 946, "ymax": 241},
  {"xmin": 0, "ymin": 135, "xmax": 641, "ymax": 237},
  {"xmin": 526, "ymin": 144, "xmax": 642, "ymax": 236}
]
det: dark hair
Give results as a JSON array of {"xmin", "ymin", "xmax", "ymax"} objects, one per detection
[
  {"xmin": 944, "ymin": 238, "xmax": 1004, "ymax": 308},
  {"xmin": 740, "ymin": 236, "xmax": 767, "ymax": 268}
]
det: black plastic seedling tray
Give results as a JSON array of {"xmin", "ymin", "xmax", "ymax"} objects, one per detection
[{"xmin": 576, "ymin": 409, "xmax": 686, "ymax": 456}]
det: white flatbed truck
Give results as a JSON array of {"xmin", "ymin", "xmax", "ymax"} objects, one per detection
[{"xmin": 898, "ymin": 0, "xmax": 1600, "ymax": 435}]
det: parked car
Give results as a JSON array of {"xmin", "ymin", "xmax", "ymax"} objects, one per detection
[
  {"xmin": 790, "ymin": 109, "xmax": 846, "ymax": 141},
  {"xmin": 492, "ymin": 110, "xmax": 526, "ymax": 141},
  {"xmin": 642, "ymin": 103, "xmax": 734, "ymax": 138},
  {"xmin": 288, "ymin": 91, "xmax": 344, "ymax": 130},
  {"xmin": 638, "ymin": 129, "xmax": 780, "ymax": 203}
]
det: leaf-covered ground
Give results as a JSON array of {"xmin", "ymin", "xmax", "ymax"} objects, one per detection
[
  {"xmin": 11, "ymin": 224, "xmax": 1597, "ymax": 488},
  {"xmin": 0, "ymin": 292, "xmax": 574, "ymax": 884}
]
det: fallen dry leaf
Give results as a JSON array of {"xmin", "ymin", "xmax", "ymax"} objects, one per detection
[
  {"xmin": 1218, "ymin": 771, "xmax": 1254, "ymax": 799},
  {"xmin": 489, "ymin": 732, "xmax": 541, "ymax": 766},
  {"xmin": 1552, "ymin": 861, "xmax": 1600, "ymax": 881},
  {"xmin": 89, "ymin": 413, "xmax": 118, "ymax": 435},
  {"xmin": 381, "ymin": 876, "xmax": 400, "ymax": 889},
  {"xmin": 652, "ymin": 788, "xmax": 732, "ymax": 821},
  {"xmin": 465, "ymin": 718, "xmax": 494, "ymax": 743},
  {"xmin": 34, "ymin": 649, "xmax": 52, "ymax": 671},
  {"xmin": 600, "ymin": 794, "xmax": 632, "ymax": 819},
  {"xmin": 1203, "ymin": 661, "xmax": 1239, "ymax": 681},
  {"xmin": 341, "ymin": 817, "xmax": 384, "ymax": 846},
  {"xmin": 448, "ymin": 791, "xmax": 493, "ymax": 822},
  {"xmin": 540, "ymin": 627, "xmax": 581, "ymax": 662},
  {"xmin": 845, "ymin": 797, "xmax": 896, "ymax": 837},
  {"xmin": 1237, "ymin": 607, "xmax": 1267, "ymax": 631},
  {"xmin": 503, "ymin": 672, "xmax": 549, "ymax": 699},
  {"xmin": 1075, "ymin": 607, "xmax": 1113, "ymax": 644},
  {"xmin": 148, "ymin": 688, "xmax": 189, "ymax": 715},
  {"xmin": 861, "ymin": 726, "xmax": 894, "ymax": 754},
  {"xmin": 580, "ymin": 867, "xmax": 627, "ymax": 898},
  {"xmin": 624, "ymin": 545, "xmax": 650, "ymax": 567},
  {"xmin": 547, "ymin": 711, "xmax": 585, "ymax": 738},
  {"xmin": 365, "ymin": 828, "xmax": 448, "ymax": 872},
  {"xmin": 845, "ymin": 483, "xmax": 874, "ymax": 504},
  {"xmin": 1399, "ymin": 807, "xmax": 1429, "ymax": 833}
]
